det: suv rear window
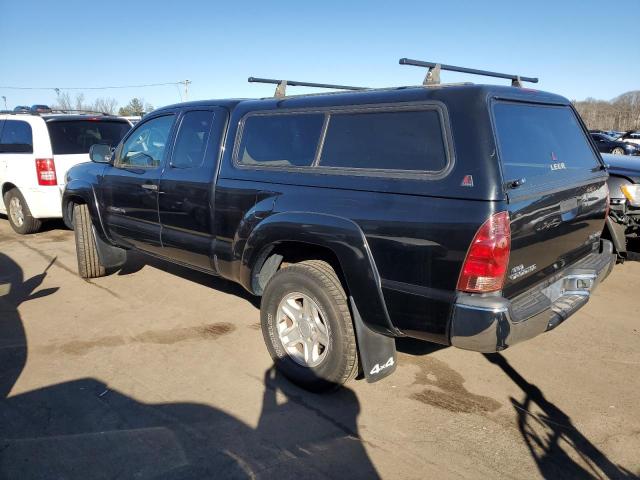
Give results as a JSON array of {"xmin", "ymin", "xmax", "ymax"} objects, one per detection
[
  {"xmin": 320, "ymin": 110, "xmax": 447, "ymax": 172},
  {"xmin": 0, "ymin": 120, "xmax": 33, "ymax": 153},
  {"xmin": 47, "ymin": 120, "xmax": 131, "ymax": 155},
  {"xmin": 494, "ymin": 102, "xmax": 600, "ymax": 186}
]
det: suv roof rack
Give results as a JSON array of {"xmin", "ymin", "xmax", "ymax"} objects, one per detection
[
  {"xmin": 248, "ymin": 77, "xmax": 367, "ymax": 98},
  {"xmin": 399, "ymin": 58, "xmax": 538, "ymax": 88},
  {"xmin": 0, "ymin": 107, "xmax": 111, "ymax": 116},
  {"xmin": 46, "ymin": 109, "xmax": 110, "ymax": 116}
]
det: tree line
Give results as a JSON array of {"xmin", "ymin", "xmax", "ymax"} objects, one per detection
[
  {"xmin": 573, "ymin": 90, "xmax": 640, "ymax": 132},
  {"xmin": 54, "ymin": 92, "xmax": 153, "ymax": 116}
]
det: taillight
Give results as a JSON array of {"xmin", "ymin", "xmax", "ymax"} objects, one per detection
[
  {"xmin": 35, "ymin": 158, "xmax": 57, "ymax": 186},
  {"xmin": 457, "ymin": 211, "xmax": 511, "ymax": 293}
]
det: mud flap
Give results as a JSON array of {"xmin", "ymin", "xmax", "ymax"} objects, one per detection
[
  {"xmin": 349, "ymin": 297, "xmax": 397, "ymax": 383},
  {"xmin": 92, "ymin": 226, "xmax": 127, "ymax": 269},
  {"xmin": 605, "ymin": 217, "xmax": 627, "ymax": 257}
]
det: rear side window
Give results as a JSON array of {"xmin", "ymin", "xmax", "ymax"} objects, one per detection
[
  {"xmin": 494, "ymin": 103, "xmax": 600, "ymax": 185},
  {"xmin": 47, "ymin": 120, "xmax": 131, "ymax": 155},
  {"xmin": 320, "ymin": 110, "xmax": 447, "ymax": 172},
  {"xmin": 171, "ymin": 110, "xmax": 215, "ymax": 169},
  {"xmin": 238, "ymin": 114, "xmax": 324, "ymax": 167},
  {"xmin": 0, "ymin": 120, "xmax": 33, "ymax": 153}
]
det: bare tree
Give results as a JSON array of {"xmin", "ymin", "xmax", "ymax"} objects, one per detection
[
  {"xmin": 74, "ymin": 93, "xmax": 85, "ymax": 111},
  {"xmin": 573, "ymin": 90, "xmax": 640, "ymax": 131},
  {"xmin": 92, "ymin": 97, "xmax": 118, "ymax": 115},
  {"xmin": 54, "ymin": 91, "xmax": 73, "ymax": 111}
]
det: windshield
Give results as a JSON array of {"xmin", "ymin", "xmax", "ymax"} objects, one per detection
[
  {"xmin": 494, "ymin": 102, "xmax": 601, "ymax": 187},
  {"xmin": 47, "ymin": 120, "xmax": 131, "ymax": 155}
]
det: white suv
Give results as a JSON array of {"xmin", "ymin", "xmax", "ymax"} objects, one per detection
[{"xmin": 0, "ymin": 110, "xmax": 131, "ymax": 234}]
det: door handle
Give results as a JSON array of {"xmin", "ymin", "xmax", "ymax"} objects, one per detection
[{"xmin": 141, "ymin": 184, "xmax": 158, "ymax": 191}]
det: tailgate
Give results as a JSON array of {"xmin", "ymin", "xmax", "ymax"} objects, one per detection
[{"xmin": 492, "ymin": 101, "xmax": 609, "ymax": 298}]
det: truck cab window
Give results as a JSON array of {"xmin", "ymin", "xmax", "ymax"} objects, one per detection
[
  {"xmin": 171, "ymin": 111, "xmax": 215, "ymax": 169},
  {"xmin": 117, "ymin": 115, "xmax": 174, "ymax": 169}
]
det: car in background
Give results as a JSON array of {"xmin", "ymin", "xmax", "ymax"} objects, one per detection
[
  {"xmin": 617, "ymin": 131, "xmax": 640, "ymax": 146},
  {"xmin": 121, "ymin": 115, "xmax": 141, "ymax": 125},
  {"xmin": 603, "ymin": 153, "xmax": 640, "ymax": 260},
  {"xmin": 0, "ymin": 107, "xmax": 131, "ymax": 234},
  {"xmin": 590, "ymin": 132, "xmax": 640, "ymax": 155}
]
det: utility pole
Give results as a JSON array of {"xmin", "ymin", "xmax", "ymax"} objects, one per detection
[
  {"xmin": 1, "ymin": 96, "xmax": 6, "ymax": 110},
  {"xmin": 183, "ymin": 80, "xmax": 191, "ymax": 101}
]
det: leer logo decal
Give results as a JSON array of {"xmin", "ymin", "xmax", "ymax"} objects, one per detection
[{"xmin": 550, "ymin": 151, "xmax": 566, "ymax": 171}]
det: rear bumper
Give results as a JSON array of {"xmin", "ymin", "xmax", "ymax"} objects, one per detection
[{"xmin": 449, "ymin": 239, "xmax": 616, "ymax": 353}]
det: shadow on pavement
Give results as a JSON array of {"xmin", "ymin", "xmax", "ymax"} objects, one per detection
[
  {"xmin": 0, "ymin": 253, "xmax": 58, "ymax": 397},
  {"xmin": 116, "ymin": 250, "xmax": 261, "ymax": 308},
  {"xmin": 0, "ymin": 252, "xmax": 379, "ymax": 479},
  {"xmin": 485, "ymin": 353, "xmax": 636, "ymax": 479}
]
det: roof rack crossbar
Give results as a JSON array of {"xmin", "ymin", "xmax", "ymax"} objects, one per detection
[
  {"xmin": 48, "ymin": 109, "xmax": 109, "ymax": 115},
  {"xmin": 248, "ymin": 77, "xmax": 367, "ymax": 98},
  {"xmin": 399, "ymin": 58, "xmax": 538, "ymax": 87}
]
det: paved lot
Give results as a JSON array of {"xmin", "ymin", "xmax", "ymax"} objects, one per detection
[{"xmin": 0, "ymin": 217, "xmax": 639, "ymax": 479}]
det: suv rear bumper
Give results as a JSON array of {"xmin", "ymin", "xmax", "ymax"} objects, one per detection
[{"xmin": 449, "ymin": 240, "xmax": 615, "ymax": 353}]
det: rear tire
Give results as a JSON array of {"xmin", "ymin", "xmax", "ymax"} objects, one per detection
[
  {"xmin": 73, "ymin": 204, "xmax": 106, "ymax": 278},
  {"xmin": 3, "ymin": 188, "xmax": 42, "ymax": 234},
  {"xmin": 612, "ymin": 147, "xmax": 625, "ymax": 155},
  {"xmin": 261, "ymin": 260, "xmax": 358, "ymax": 392}
]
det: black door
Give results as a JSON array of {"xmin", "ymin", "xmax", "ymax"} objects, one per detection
[
  {"xmin": 101, "ymin": 113, "xmax": 176, "ymax": 252},
  {"xmin": 158, "ymin": 108, "xmax": 227, "ymax": 270}
]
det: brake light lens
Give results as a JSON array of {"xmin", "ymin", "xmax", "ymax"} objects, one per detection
[
  {"xmin": 457, "ymin": 211, "xmax": 511, "ymax": 293},
  {"xmin": 35, "ymin": 158, "xmax": 57, "ymax": 186}
]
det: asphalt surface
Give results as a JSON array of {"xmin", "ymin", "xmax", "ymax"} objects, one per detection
[{"xmin": 0, "ymin": 217, "xmax": 639, "ymax": 479}]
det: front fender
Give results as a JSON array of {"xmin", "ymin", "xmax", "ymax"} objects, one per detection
[
  {"xmin": 242, "ymin": 211, "xmax": 398, "ymax": 336},
  {"xmin": 62, "ymin": 180, "xmax": 109, "ymax": 242}
]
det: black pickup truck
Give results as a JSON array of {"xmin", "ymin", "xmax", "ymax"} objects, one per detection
[{"xmin": 63, "ymin": 60, "xmax": 616, "ymax": 391}]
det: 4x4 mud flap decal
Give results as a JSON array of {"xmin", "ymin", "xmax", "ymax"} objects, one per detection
[{"xmin": 349, "ymin": 297, "xmax": 397, "ymax": 383}]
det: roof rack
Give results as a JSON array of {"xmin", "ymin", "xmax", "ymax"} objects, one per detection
[
  {"xmin": 248, "ymin": 77, "xmax": 367, "ymax": 98},
  {"xmin": 399, "ymin": 58, "xmax": 538, "ymax": 87},
  {"xmin": 47, "ymin": 109, "xmax": 110, "ymax": 116}
]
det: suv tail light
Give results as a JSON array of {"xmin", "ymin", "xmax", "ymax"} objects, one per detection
[
  {"xmin": 35, "ymin": 158, "xmax": 57, "ymax": 186},
  {"xmin": 457, "ymin": 211, "xmax": 511, "ymax": 293}
]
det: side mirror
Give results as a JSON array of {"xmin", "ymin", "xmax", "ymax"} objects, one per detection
[{"xmin": 89, "ymin": 144, "xmax": 113, "ymax": 163}]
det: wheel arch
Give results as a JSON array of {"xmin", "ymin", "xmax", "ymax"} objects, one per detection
[
  {"xmin": 1, "ymin": 182, "xmax": 18, "ymax": 199},
  {"xmin": 241, "ymin": 211, "xmax": 398, "ymax": 336},
  {"xmin": 62, "ymin": 181, "xmax": 109, "ymax": 241}
]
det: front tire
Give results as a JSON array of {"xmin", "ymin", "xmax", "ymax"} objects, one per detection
[
  {"xmin": 612, "ymin": 147, "xmax": 625, "ymax": 155},
  {"xmin": 261, "ymin": 260, "xmax": 358, "ymax": 392},
  {"xmin": 3, "ymin": 188, "xmax": 42, "ymax": 234},
  {"xmin": 73, "ymin": 204, "xmax": 106, "ymax": 278}
]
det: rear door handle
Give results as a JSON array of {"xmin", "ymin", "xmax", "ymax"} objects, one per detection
[{"xmin": 141, "ymin": 184, "xmax": 158, "ymax": 191}]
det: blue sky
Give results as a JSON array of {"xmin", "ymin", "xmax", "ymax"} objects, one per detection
[{"xmin": 1, "ymin": 0, "xmax": 638, "ymax": 111}]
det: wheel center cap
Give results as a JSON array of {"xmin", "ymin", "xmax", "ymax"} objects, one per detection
[{"xmin": 298, "ymin": 317, "xmax": 312, "ymax": 337}]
